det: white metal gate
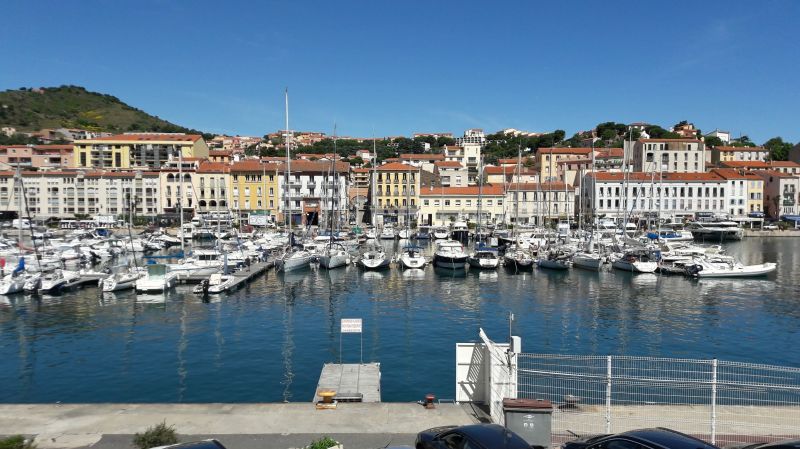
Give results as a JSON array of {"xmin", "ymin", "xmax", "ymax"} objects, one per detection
[
  {"xmin": 479, "ymin": 328, "xmax": 517, "ymax": 425},
  {"xmin": 517, "ymin": 353, "xmax": 800, "ymax": 447}
]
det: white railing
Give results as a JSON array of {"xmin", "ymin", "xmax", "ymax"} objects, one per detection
[{"xmin": 517, "ymin": 353, "xmax": 800, "ymax": 447}]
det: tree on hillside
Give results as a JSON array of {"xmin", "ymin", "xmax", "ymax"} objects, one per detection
[
  {"xmin": 763, "ymin": 137, "xmax": 793, "ymax": 161},
  {"xmin": 731, "ymin": 135, "xmax": 756, "ymax": 147},
  {"xmin": 645, "ymin": 125, "xmax": 680, "ymax": 139},
  {"xmin": 704, "ymin": 136, "xmax": 724, "ymax": 147}
]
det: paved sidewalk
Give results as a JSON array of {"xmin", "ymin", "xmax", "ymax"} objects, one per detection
[{"xmin": 0, "ymin": 403, "xmax": 483, "ymax": 449}]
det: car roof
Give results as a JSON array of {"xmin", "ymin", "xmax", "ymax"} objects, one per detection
[
  {"xmin": 452, "ymin": 424, "xmax": 529, "ymax": 448},
  {"xmin": 151, "ymin": 440, "xmax": 227, "ymax": 449},
  {"xmin": 756, "ymin": 440, "xmax": 800, "ymax": 449},
  {"xmin": 617, "ymin": 428, "xmax": 718, "ymax": 449}
]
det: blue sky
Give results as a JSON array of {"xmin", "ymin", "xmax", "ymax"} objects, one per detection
[{"xmin": 1, "ymin": 1, "xmax": 798, "ymax": 143}]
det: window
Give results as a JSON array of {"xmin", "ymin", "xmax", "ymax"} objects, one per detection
[{"xmin": 423, "ymin": 199, "xmax": 429, "ymax": 206}]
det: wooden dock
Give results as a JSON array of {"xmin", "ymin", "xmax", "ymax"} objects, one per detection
[
  {"xmin": 179, "ymin": 260, "xmax": 273, "ymax": 285},
  {"xmin": 313, "ymin": 363, "xmax": 381, "ymax": 403}
]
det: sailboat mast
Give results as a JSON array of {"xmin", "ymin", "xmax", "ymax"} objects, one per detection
[
  {"xmin": 514, "ymin": 143, "xmax": 521, "ymax": 234},
  {"xmin": 178, "ymin": 144, "xmax": 184, "ymax": 253},
  {"xmin": 476, "ymin": 154, "xmax": 483, "ymax": 244},
  {"xmin": 329, "ymin": 123, "xmax": 337, "ymax": 249},
  {"xmin": 285, "ymin": 88, "xmax": 292, "ymax": 233}
]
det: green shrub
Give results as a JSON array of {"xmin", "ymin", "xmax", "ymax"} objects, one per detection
[
  {"xmin": 0, "ymin": 435, "xmax": 36, "ymax": 449},
  {"xmin": 133, "ymin": 422, "xmax": 178, "ymax": 449},
  {"xmin": 307, "ymin": 436, "xmax": 338, "ymax": 449}
]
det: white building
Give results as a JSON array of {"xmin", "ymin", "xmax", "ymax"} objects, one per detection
[
  {"xmin": 435, "ymin": 161, "xmax": 468, "ymax": 187},
  {"xmin": 2, "ymin": 170, "xmax": 161, "ymax": 219},
  {"xmin": 279, "ymin": 160, "xmax": 349, "ymax": 226},
  {"xmin": 455, "ymin": 129, "xmax": 486, "ymax": 146},
  {"xmin": 631, "ymin": 138, "xmax": 706, "ymax": 174},
  {"xmin": 710, "ymin": 146, "xmax": 770, "ymax": 165},
  {"xmin": 582, "ymin": 172, "xmax": 729, "ymax": 222},
  {"xmin": 705, "ymin": 129, "xmax": 731, "ymax": 144},
  {"xmin": 757, "ymin": 170, "xmax": 800, "ymax": 219},
  {"xmin": 506, "ymin": 182, "xmax": 575, "ymax": 225},
  {"xmin": 418, "ymin": 184, "xmax": 505, "ymax": 226}
]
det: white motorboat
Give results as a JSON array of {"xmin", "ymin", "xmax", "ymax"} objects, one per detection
[
  {"xmin": 398, "ymin": 228, "xmax": 413, "ymax": 239},
  {"xmin": 168, "ymin": 249, "xmax": 225, "ymax": 278},
  {"xmin": 397, "ymin": 245, "xmax": 426, "ymax": 269},
  {"xmin": 318, "ymin": 243, "xmax": 351, "ymax": 269},
  {"xmin": 467, "ymin": 246, "xmax": 500, "ymax": 270},
  {"xmin": 432, "ymin": 227, "xmax": 450, "ymax": 240},
  {"xmin": 135, "ymin": 263, "xmax": 179, "ymax": 293},
  {"xmin": 0, "ymin": 272, "xmax": 27, "ymax": 295},
  {"xmin": 102, "ymin": 266, "xmax": 143, "ymax": 292},
  {"xmin": 611, "ymin": 249, "xmax": 659, "ymax": 273},
  {"xmin": 686, "ymin": 221, "xmax": 744, "ymax": 241},
  {"xmin": 433, "ymin": 240, "xmax": 468, "ymax": 270},
  {"xmin": 194, "ymin": 272, "xmax": 237, "ymax": 294},
  {"xmin": 451, "ymin": 221, "xmax": 470, "ymax": 241},
  {"xmin": 358, "ymin": 245, "xmax": 391, "ymax": 270},
  {"xmin": 34, "ymin": 269, "xmax": 80, "ymax": 294},
  {"xmin": 275, "ymin": 247, "xmax": 314, "ymax": 272},
  {"xmin": 687, "ymin": 257, "xmax": 777, "ymax": 278},
  {"xmin": 380, "ymin": 225, "xmax": 397, "ymax": 240}
]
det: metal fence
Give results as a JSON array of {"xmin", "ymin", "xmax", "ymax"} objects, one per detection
[{"xmin": 517, "ymin": 354, "xmax": 800, "ymax": 447}]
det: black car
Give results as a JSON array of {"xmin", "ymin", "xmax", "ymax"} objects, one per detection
[
  {"xmin": 725, "ymin": 439, "xmax": 800, "ymax": 449},
  {"xmin": 561, "ymin": 428, "xmax": 719, "ymax": 449},
  {"xmin": 416, "ymin": 424, "xmax": 532, "ymax": 449}
]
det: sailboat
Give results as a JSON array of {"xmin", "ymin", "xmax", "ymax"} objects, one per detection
[
  {"xmin": 275, "ymin": 88, "xmax": 313, "ymax": 273},
  {"xmin": 468, "ymin": 155, "xmax": 499, "ymax": 269},
  {"xmin": 504, "ymin": 144, "xmax": 534, "ymax": 272},
  {"xmin": 357, "ymin": 137, "xmax": 390, "ymax": 270},
  {"xmin": 319, "ymin": 126, "xmax": 350, "ymax": 269}
]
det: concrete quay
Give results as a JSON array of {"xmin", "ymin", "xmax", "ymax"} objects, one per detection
[{"xmin": 0, "ymin": 403, "xmax": 482, "ymax": 449}]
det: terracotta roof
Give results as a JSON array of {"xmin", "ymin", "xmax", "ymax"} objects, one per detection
[
  {"xmin": 710, "ymin": 168, "xmax": 763, "ymax": 180},
  {"xmin": 434, "ymin": 161, "xmax": 463, "ymax": 168},
  {"xmin": 84, "ymin": 133, "xmax": 203, "ymax": 142},
  {"xmin": 420, "ymin": 185, "xmax": 505, "ymax": 196},
  {"xmin": 640, "ymin": 138, "xmax": 701, "ymax": 143},
  {"xmin": 209, "ymin": 150, "xmax": 232, "ymax": 156},
  {"xmin": 589, "ymin": 172, "xmax": 724, "ymax": 182},
  {"xmin": 557, "ymin": 158, "xmax": 592, "ymax": 165},
  {"xmin": 287, "ymin": 160, "xmax": 350, "ymax": 173},
  {"xmin": 767, "ymin": 161, "xmax": 800, "ymax": 167},
  {"xmin": 507, "ymin": 182, "xmax": 571, "ymax": 191},
  {"xmin": 596, "ymin": 148, "xmax": 624, "ymax": 158},
  {"xmin": 498, "ymin": 158, "xmax": 534, "ymax": 165},
  {"xmin": 484, "ymin": 166, "xmax": 537, "ymax": 175},
  {"xmin": 230, "ymin": 159, "xmax": 282, "ymax": 173},
  {"xmin": 756, "ymin": 170, "xmax": 798, "ymax": 179},
  {"xmin": 0, "ymin": 145, "xmax": 72, "ymax": 151},
  {"xmin": 537, "ymin": 147, "xmax": 593, "ymax": 155},
  {"xmin": 352, "ymin": 168, "xmax": 371, "ymax": 173},
  {"xmin": 715, "ymin": 146, "xmax": 766, "ymax": 152},
  {"xmin": 377, "ymin": 162, "xmax": 416, "ymax": 172},
  {"xmin": 400, "ymin": 153, "xmax": 445, "ymax": 160},
  {"xmin": 198, "ymin": 161, "xmax": 231, "ymax": 173}
]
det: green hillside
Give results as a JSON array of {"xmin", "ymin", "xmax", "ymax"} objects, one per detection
[{"xmin": 0, "ymin": 85, "xmax": 211, "ymax": 138}]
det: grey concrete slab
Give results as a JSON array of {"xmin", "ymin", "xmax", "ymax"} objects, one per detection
[{"xmin": 314, "ymin": 363, "xmax": 381, "ymax": 403}]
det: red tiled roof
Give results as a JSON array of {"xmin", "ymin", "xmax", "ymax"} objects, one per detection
[
  {"xmin": 596, "ymin": 148, "xmax": 624, "ymax": 158},
  {"xmin": 198, "ymin": 161, "xmax": 231, "ymax": 173},
  {"xmin": 710, "ymin": 168, "xmax": 763, "ymax": 180},
  {"xmin": 0, "ymin": 145, "xmax": 72, "ymax": 151},
  {"xmin": 507, "ymin": 182, "xmax": 571, "ymax": 191},
  {"xmin": 484, "ymin": 166, "xmax": 537, "ymax": 175},
  {"xmin": 228, "ymin": 159, "xmax": 281, "ymax": 173},
  {"xmin": 434, "ymin": 161, "xmax": 463, "ymax": 168},
  {"xmin": 400, "ymin": 153, "xmax": 445, "ymax": 160},
  {"xmin": 756, "ymin": 170, "xmax": 798, "ymax": 179},
  {"xmin": 420, "ymin": 185, "xmax": 505, "ymax": 196},
  {"xmin": 209, "ymin": 150, "xmax": 232, "ymax": 156},
  {"xmin": 589, "ymin": 172, "xmax": 724, "ymax": 182},
  {"xmin": 287, "ymin": 160, "xmax": 350, "ymax": 173},
  {"xmin": 87, "ymin": 133, "xmax": 203, "ymax": 142},
  {"xmin": 377, "ymin": 162, "xmax": 416, "ymax": 172},
  {"xmin": 498, "ymin": 158, "xmax": 534, "ymax": 165},
  {"xmin": 352, "ymin": 168, "xmax": 371, "ymax": 173}
]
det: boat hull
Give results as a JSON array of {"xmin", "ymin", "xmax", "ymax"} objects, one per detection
[
  {"xmin": 398, "ymin": 255, "xmax": 426, "ymax": 269},
  {"xmin": 694, "ymin": 262, "xmax": 776, "ymax": 278},
  {"xmin": 319, "ymin": 253, "xmax": 350, "ymax": 269},
  {"xmin": 467, "ymin": 257, "xmax": 499, "ymax": 269},
  {"xmin": 612, "ymin": 260, "xmax": 658, "ymax": 273},
  {"xmin": 537, "ymin": 259, "xmax": 570, "ymax": 270},
  {"xmin": 433, "ymin": 254, "xmax": 467, "ymax": 270},
  {"xmin": 572, "ymin": 255, "xmax": 603, "ymax": 271}
]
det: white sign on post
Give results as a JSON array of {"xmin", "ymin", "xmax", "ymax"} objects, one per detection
[{"xmin": 341, "ymin": 318, "xmax": 363, "ymax": 333}]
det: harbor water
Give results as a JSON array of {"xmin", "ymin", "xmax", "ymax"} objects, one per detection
[{"xmin": 0, "ymin": 237, "xmax": 798, "ymax": 403}]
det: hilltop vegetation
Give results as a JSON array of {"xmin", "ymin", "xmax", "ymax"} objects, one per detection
[{"xmin": 0, "ymin": 85, "xmax": 211, "ymax": 139}]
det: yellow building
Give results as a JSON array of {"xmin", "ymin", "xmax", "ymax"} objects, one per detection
[
  {"xmin": 74, "ymin": 133, "xmax": 209, "ymax": 169},
  {"xmin": 536, "ymin": 147, "xmax": 593, "ymax": 182},
  {"xmin": 375, "ymin": 162, "xmax": 419, "ymax": 225},
  {"xmin": 230, "ymin": 160, "xmax": 281, "ymax": 222},
  {"xmin": 159, "ymin": 160, "xmax": 230, "ymax": 215}
]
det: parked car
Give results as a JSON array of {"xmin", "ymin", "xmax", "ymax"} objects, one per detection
[
  {"xmin": 762, "ymin": 223, "xmax": 779, "ymax": 230},
  {"xmin": 416, "ymin": 424, "xmax": 531, "ymax": 449},
  {"xmin": 725, "ymin": 439, "xmax": 800, "ymax": 449},
  {"xmin": 561, "ymin": 428, "xmax": 719, "ymax": 449}
]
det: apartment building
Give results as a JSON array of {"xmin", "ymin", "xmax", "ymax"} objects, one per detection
[
  {"xmin": 582, "ymin": 172, "xmax": 728, "ymax": 222},
  {"xmin": 418, "ymin": 185, "xmax": 505, "ymax": 226},
  {"xmin": 443, "ymin": 142, "xmax": 481, "ymax": 184},
  {"xmin": 230, "ymin": 160, "xmax": 280, "ymax": 222},
  {"xmin": 0, "ymin": 145, "xmax": 72, "ymax": 170},
  {"xmin": 709, "ymin": 146, "xmax": 769, "ymax": 165},
  {"xmin": 631, "ymin": 138, "xmax": 706, "ymax": 173},
  {"xmin": 435, "ymin": 161, "xmax": 468, "ymax": 187},
  {"xmin": 506, "ymin": 182, "xmax": 575, "ymax": 225},
  {"xmin": 757, "ymin": 171, "xmax": 800, "ymax": 219},
  {"xmin": 2, "ymin": 170, "xmax": 160, "ymax": 219},
  {"xmin": 719, "ymin": 160, "xmax": 800, "ymax": 175},
  {"xmin": 399, "ymin": 153, "xmax": 445, "ymax": 173},
  {"xmin": 280, "ymin": 160, "xmax": 349, "ymax": 226},
  {"xmin": 74, "ymin": 133, "xmax": 209, "ymax": 169},
  {"xmin": 484, "ymin": 166, "xmax": 539, "ymax": 185},
  {"xmin": 375, "ymin": 162, "xmax": 419, "ymax": 226},
  {"xmin": 535, "ymin": 148, "xmax": 593, "ymax": 184},
  {"xmin": 711, "ymin": 168, "xmax": 765, "ymax": 217}
]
